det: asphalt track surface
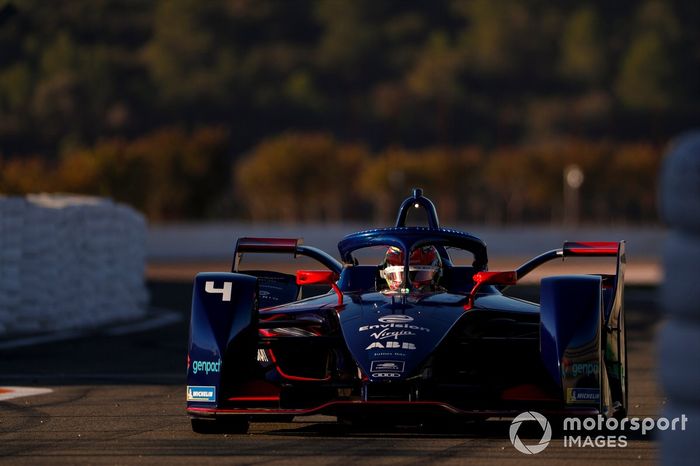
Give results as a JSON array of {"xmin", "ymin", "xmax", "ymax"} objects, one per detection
[{"xmin": 0, "ymin": 282, "xmax": 664, "ymax": 465}]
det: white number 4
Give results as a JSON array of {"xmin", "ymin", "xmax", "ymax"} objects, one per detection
[{"xmin": 205, "ymin": 281, "xmax": 232, "ymax": 302}]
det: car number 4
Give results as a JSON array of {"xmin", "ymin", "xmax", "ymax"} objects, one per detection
[{"xmin": 205, "ymin": 281, "xmax": 232, "ymax": 302}]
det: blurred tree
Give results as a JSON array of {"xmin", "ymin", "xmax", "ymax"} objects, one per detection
[
  {"xmin": 453, "ymin": 0, "xmax": 531, "ymax": 74},
  {"xmin": 615, "ymin": 0, "xmax": 681, "ymax": 111},
  {"xmin": 358, "ymin": 146, "xmax": 483, "ymax": 224},
  {"xmin": 0, "ymin": 155, "xmax": 54, "ymax": 193},
  {"xmin": 605, "ymin": 143, "xmax": 662, "ymax": 223},
  {"xmin": 405, "ymin": 32, "xmax": 463, "ymax": 142},
  {"xmin": 482, "ymin": 147, "xmax": 535, "ymax": 223},
  {"xmin": 559, "ymin": 6, "xmax": 606, "ymax": 84},
  {"xmin": 314, "ymin": 0, "xmax": 380, "ymax": 79},
  {"xmin": 55, "ymin": 127, "xmax": 230, "ymax": 220},
  {"xmin": 0, "ymin": 0, "xmax": 695, "ymax": 224},
  {"xmin": 143, "ymin": 0, "xmax": 235, "ymax": 107},
  {"xmin": 235, "ymin": 133, "xmax": 369, "ymax": 222},
  {"xmin": 615, "ymin": 31, "xmax": 675, "ymax": 111}
]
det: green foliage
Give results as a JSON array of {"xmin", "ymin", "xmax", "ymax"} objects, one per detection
[
  {"xmin": 0, "ymin": 1, "xmax": 695, "ymax": 222},
  {"xmin": 1, "ymin": 127, "xmax": 231, "ymax": 220},
  {"xmin": 235, "ymin": 133, "xmax": 369, "ymax": 222},
  {"xmin": 615, "ymin": 31, "xmax": 675, "ymax": 111},
  {"xmin": 235, "ymin": 132, "xmax": 662, "ymax": 224},
  {"xmin": 144, "ymin": 0, "xmax": 236, "ymax": 105},
  {"xmin": 559, "ymin": 7, "xmax": 605, "ymax": 83}
]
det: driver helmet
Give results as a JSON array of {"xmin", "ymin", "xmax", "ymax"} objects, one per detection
[{"xmin": 381, "ymin": 245, "xmax": 442, "ymax": 291}]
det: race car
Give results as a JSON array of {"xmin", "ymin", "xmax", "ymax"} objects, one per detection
[{"xmin": 186, "ymin": 189, "xmax": 627, "ymax": 433}]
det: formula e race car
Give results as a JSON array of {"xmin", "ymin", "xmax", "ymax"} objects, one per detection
[{"xmin": 186, "ymin": 189, "xmax": 627, "ymax": 433}]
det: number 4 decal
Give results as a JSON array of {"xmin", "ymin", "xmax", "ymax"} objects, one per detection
[{"xmin": 205, "ymin": 281, "xmax": 232, "ymax": 302}]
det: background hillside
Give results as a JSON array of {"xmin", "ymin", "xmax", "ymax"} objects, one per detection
[{"xmin": 1, "ymin": 0, "xmax": 698, "ymax": 223}]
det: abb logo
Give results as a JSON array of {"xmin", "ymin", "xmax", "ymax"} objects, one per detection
[{"xmin": 365, "ymin": 341, "xmax": 416, "ymax": 350}]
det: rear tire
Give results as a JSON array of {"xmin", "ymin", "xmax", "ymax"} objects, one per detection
[
  {"xmin": 616, "ymin": 307, "xmax": 628, "ymax": 419},
  {"xmin": 191, "ymin": 417, "xmax": 249, "ymax": 434}
]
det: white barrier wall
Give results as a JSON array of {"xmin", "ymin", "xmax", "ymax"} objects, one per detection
[
  {"xmin": 0, "ymin": 194, "xmax": 148, "ymax": 336},
  {"xmin": 659, "ymin": 131, "xmax": 700, "ymax": 465}
]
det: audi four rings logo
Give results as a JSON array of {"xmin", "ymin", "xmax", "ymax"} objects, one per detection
[
  {"xmin": 378, "ymin": 315, "xmax": 414, "ymax": 323},
  {"xmin": 509, "ymin": 411, "xmax": 552, "ymax": 454}
]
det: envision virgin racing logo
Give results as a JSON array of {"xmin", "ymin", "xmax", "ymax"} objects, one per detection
[
  {"xmin": 359, "ymin": 323, "xmax": 430, "ymax": 333},
  {"xmin": 370, "ymin": 328, "xmax": 416, "ymax": 340}
]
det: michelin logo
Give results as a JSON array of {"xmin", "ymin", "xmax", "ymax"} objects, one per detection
[
  {"xmin": 187, "ymin": 386, "xmax": 216, "ymax": 402},
  {"xmin": 567, "ymin": 388, "xmax": 600, "ymax": 404}
]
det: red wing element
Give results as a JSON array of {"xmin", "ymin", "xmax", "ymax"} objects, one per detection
[
  {"xmin": 236, "ymin": 237, "xmax": 301, "ymax": 254},
  {"xmin": 563, "ymin": 241, "xmax": 619, "ymax": 257},
  {"xmin": 295, "ymin": 270, "xmax": 339, "ymax": 286},
  {"xmin": 472, "ymin": 271, "xmax": 518, "ymax": 286},
  {"xmin": 296, "ymin": 270, "xmax": 343, "ymax": 306},
  {"xmin": 465, "ymin": 270, "xmax": 518, "ymax": 310}
]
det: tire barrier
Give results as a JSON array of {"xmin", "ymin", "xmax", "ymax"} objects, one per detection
[
  {"xmin": 0, "ymin": 194, "xmax": 148, "ymax": 336},
  {"xmin": 659, "ymin": 131, "xmax": 700, "ymax": 465}
]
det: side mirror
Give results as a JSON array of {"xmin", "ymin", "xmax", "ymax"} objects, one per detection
[
  {"xmin": 296, "ymin": 270, "xmax": 339, "ymax": 286},
  {"xmin": 473, "ymin": 271, "xmax": 518, "ymax": 286},
  {"xmin": 465, "ymin": 271, "xmax": 518, "ymax": 310},
  {"xmin": 296, "ymin": 270, "xmax": 343, "ymax": 306}
]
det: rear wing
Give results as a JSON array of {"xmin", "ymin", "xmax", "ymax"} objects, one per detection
[
  {"xmin": 515, "ymin": 241, "xmax": 625, "ymax": 281},
  {"xmin": 467, "ymin": 241, "xmax": 625, "ymax": 309},
  {"xmin": 232, "ymin": 237, "xmax": 342, "ymax": 274}
]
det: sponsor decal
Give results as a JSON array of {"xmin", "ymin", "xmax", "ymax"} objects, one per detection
[
  {"xmin": 370, "ymin": 328, "xmax": 416, "ymax": 340},
  {"xmin": 187, "ymin": 386, "xmax": 216, "ymax": 402},
  {"xmin": 563, "ymin": 361, "xmax": 599, "ymax": 378},
  {"xmin": 191, "ymin": 358, "xmax": 221, "ymax": 375},
  {"xmin": 378, "ymin": 315, "xmax": 413, "ymax": 323},
  {"xmin": 372, "ymin": 372, "xmax": 401, "ymax": 378},
  {"xmin": 370, "ymin": 360, "xmax": 405, "ymax": 373},
  {"xmin": 366, "ymin": 341, "xmax": 416, "ymax": 350},
  {"xmin": 567, "ymin": 388, "xmax": 600, "ymax": 403},
  {"xmin": 358, "ymin": 323, "xmax": 430, "ymax": 333}
]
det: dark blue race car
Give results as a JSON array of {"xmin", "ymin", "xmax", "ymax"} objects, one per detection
[{"xmin": 186, "ymin": 189, "xmax": 627, "ymax": 433}]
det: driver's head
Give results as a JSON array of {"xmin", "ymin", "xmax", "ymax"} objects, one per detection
[{"xmin": 382, "ymin": 245, "xmax": 442, "ymax": 291}]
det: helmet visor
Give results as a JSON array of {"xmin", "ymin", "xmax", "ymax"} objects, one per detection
[
  {"xmin": 408, "ymin": 265, "xmax": 439, "ymax": 284},
  {"xmin": 383, "ymin": 265, "xmax": 438, "ymax": 289}
]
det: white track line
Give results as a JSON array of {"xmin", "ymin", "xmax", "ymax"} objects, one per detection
[
  {"xmin": 105, "ymin": 310, "xmax": 182, "ymax": 336},
  {"xmin": 0, "ymin": 386, "xmax": 53, "ymax": 401},
  {"xmin": 0, "ymin": 373, "xmax": 183, "ymax": 381},
  {"xmin": 0, "ymin": 308, "xmax": 182, "ymax": 350},
  {"xmin": 0, "ymin": 330, "xmax": 85, "ymax": 351}
]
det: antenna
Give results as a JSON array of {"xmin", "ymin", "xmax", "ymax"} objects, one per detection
[{"xmin": 395, "ymin": 188, "xmax": 440, "ymax": 229}]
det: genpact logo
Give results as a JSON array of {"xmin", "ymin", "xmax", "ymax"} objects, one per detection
[
  {"xmin": 191, "ymin": 358, "xmax": 221, "ymax": 375},
  {"xmin": 509, "ymin": 411, "xmax": 552, "ymax": 455}
]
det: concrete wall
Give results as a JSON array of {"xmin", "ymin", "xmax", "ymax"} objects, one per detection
[
  {"xmin": 147, "ymin": 222, "xmax": 665, "ymax": 262},
  {"xmin": 0, "ymin": 194, "xmax": 148, "ymax": 336},
  {"xmin": 658, "ymin": 131, "xmax": 700, "ymax": 465}
]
